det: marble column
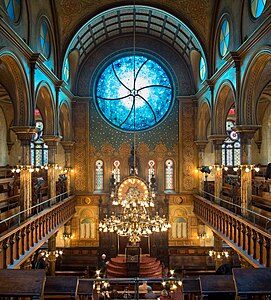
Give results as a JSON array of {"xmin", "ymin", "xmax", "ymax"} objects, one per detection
[
  {"xmin": 195, "ymin": 140, "xmax": 208, "ymax": 193},
  {"xmin": 43, "ymin": 136, "xmax": 61, "ymax": 202},
  {"xmin": 60, "ymin": 141, "xmax": 75, "ymax": 193},
  {"xmin": 235, "ymin": 125, "xmax": 260, "ymax": 216},
  {"xmin": 47, "ymin": 234, "xmax": 57, "ymax": 276},
  {"xmin": 12, "ymin": 126, "xmax": 36, "ymax": 219},
  {"xmin": 209, "ymin": 136, "xmax": 226, "ymax": 204}
]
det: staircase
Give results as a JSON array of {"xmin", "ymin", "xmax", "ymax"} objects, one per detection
[{"xmin": 106, "ymin": 255, "xmax": 163, "ymax": 278}]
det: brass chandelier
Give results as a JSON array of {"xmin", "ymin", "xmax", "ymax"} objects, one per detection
[{"xmin": 99, "ymin": 177, "xmax": 171, "ymax": 245}]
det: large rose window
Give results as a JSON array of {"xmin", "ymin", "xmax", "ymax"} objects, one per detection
[{"xmin": 95, "ymin": 55, "xmax": 173, "ymax": 132}]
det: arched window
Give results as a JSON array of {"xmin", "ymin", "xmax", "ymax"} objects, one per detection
[
  {"xmin": 40, "ymin": 20, "xmax": 51, "ymax": 58},
  {"xmin": 219, "ymin": 19, "xmax": 230, "ymax": 57},
  {"xmin": 172, "ymin": 217, "xmax": 187, "ymax": 239},
  {"xmin": 63, "ymin": 57, "xmax": 70, "ymax": 82},
  {"xmin": 80, "ymin": 217, "xmax": 96, "ymax": 239},
  {"xmin": 222, "ymin": 115, "xmax": 241, "ymax": 167},
  {"xmin": 95, "ymin": 160, "xmax": 104, "ymax": 191},
  {"xmin": 4, "ymin": 0, "xmax": 21, "ymax": 22},
  {"xmin": 31, "ymin": 110, "xmax": 48, "ymax": 167},
  {"xmin": 113, "ymin": 160, "xmax": 120, "ymax": 184},
  {"xmin": 199, "ymin": 56, "xmax": 206, "ymax": 81},
  {"xmin": 251, "ymin": 0, "xmax": 266, "ymax": 18},
  {"xmin": 148, "ymin": 160, "xmax": 156, "ymax": 186},
  {"xmin": 165, "ymin": 159, "xmax": 174, "ymax": 191}
]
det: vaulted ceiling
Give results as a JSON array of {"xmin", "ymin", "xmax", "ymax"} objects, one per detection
[{"xmin": 53, "ymin": 0, "xmax": 217, "ymax": 54}]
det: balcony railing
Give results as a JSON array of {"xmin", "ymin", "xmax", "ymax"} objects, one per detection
[
  {"xmin": 193, "ymin": 193, "xmax": 271, "ymax": 267},
  {"xmin": 0, "ymin": 192, "xmax": 75, "ymax": 269}
]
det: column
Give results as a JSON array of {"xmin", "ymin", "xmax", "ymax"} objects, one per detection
[
  {"xmin": 12, "ymin": 126, "xmax": 36, "ymax": 219},
  {"xmin": 209, "ymin": 136, "xmax": 226, "ymax": 204},
  {"xmin": 43, "ymin": 136, "xmax": 61, "ymax": 202},
  {"xmin": 47, "ymin": 234, "xmax": 57, "ymax": 276},
  {"xmin": 61, "ymin": 141, "xmax": 75, "ymax": 193},
  {"xmin": 195, "ymin": 140, "xmax": 208, "ymax": 193},
  {"xmin": 235, "ymin": 125, "xmax": 260, "ymax": 216}
]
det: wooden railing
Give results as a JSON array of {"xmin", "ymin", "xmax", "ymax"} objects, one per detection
[
  {"xmin": 0, "ymin": 194, "xmax": 76, "ymax": 269},
  {"xmin": 193, "ymin": 194, "xmax": 271, "ymax": 268}
]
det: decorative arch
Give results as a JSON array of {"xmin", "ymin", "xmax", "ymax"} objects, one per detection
[
  {"xmin": 0, "ymin": 51, "xmax": 31, "ymax": 126},
  {"xmin": 59, "ymin": 100, "xmax": 72, "ymax": 141},
  {"xmin": 197, "ymin": 99, "xmax": 211, "ymax": 140},
  {"xmin": 241, "ymin": 48, "xmax": 271, "ymax": 125},
  {"xmin": 213, "ymin": 81, "xmax": 236, "ymax": 135},
  {"xmin": 77, "ymin": 208, "xmax": 97, "ymax": 240},
  {"xmin": 170, "ymin": 207, "xmax": 189, "ymax": 239},
  {"xmin": 35, "ymin": 82, "xmax": 56, "ymax": 136}
]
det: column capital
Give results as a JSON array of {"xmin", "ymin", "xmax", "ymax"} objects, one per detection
[
  {"xmin": 61, "ymin": 141, "xmax": 75, "ymax": 152},
  {"xmin": 194, "ymin": 140, "xmax": 208, "ymax": 152},
  {"xmin": 208, "ymin": 135, "xmax": 227, "ymax": 143},
  {"xmin": 12, "ymin": 126, "xmax": 37, "ymax": 143},
  {"xmin": 43, "ymin": 135, "xmax": 62, "ymax": 146},
  {"xmin": 234, "ymin": 125, "xmax": 261, "ymax": 144}
]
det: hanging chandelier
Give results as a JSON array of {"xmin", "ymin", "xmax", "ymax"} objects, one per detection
[{"xmin": 99, "ymin": 177, "xmax": 171, "ymax": 245}]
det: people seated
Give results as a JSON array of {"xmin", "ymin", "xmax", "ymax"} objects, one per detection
[
  {"xmin": 139, "ymin": 281, "xmax": 151, "ymax": 294},
  {"xmin": 122, "ymin": 287, "xmax": 132, "ymax": 299},
  {"xmin": 144, "ymin": 286, "xmax": 157, "ymax": 299},
  {"xmin": 159, "ymin": 289, "xmax": 170, "ymax": 300}
]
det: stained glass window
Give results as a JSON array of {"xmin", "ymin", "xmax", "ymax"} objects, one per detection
[
  {"xmin": 219, "ymin": 19, "xmax": 230, "ymax": 57},
  {"xmin": 95, "ymin": 160, "xmax": 104, "ymax": 191},
  {"xmin": 165, "ymin": 159, "xmax": 174, "ymax": 191},
  {"xmin": 222, "ymin": 119, "xmax": 241, "ymax": 167},
  {"xmin": 95, "ymin": 55, "xmax": 173, "ymax": 132},
  {"xmin": 113, "ymin": 160, "xmax": 120, "ymax": 184},
  {"xmin": 199, "ymin": 56, "xmax": 206, "ymax": 81},
  {"xmin": 63, "ymin": 57, "xmax": 70, "ymax": 82},
  {"xmin": 40, "ymin": 20, "xmax": 50, "ymax": 58},
  {"xmin": 4, "ymin": 0, "xmax": 21, "ymax": 22},
  {"xmin": 251, "ymin": 0, "xmax": 266, "ymax": 18},
  {"xmin": 31, "ymin": 115, "xmax": 48, "ymax": 167}
]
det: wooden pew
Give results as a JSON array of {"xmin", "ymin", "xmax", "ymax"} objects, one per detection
[
  {"xmin": 181, "ymin": 278, "xmax": 201, "ymax": 300},
  {"xmin": 200, "ymin": 275, "xmax": 235, "ymax": 300},
  {"xmin": 233, "ymin": 268, "xmax": 271, "ymax": 299},
  {"xmin": 0, "ymin": 269, "xmax": 46, "ymax": 299},
  {"xmin": 44, "ymin": 276, "xmax": 78, "ymax": 299}
]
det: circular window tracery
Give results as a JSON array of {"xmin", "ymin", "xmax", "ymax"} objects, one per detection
[{"xmin": 95, "ymin": 55, "xmax": 173, "ymax": 132}]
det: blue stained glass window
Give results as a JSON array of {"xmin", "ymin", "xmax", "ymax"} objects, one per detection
[
  {"xmin": 4, "ymin": 0, "xmax": 21, "ymax": 22},
  {"xmin": 40, "ymin": 21, "xmax": 50, "ymax": 58},
  {"xmin": 95, "ymin": 55, "xmax": 173, "ymax": 132},
  {"xmin": 31, "ymin": 119, "xmax": 48, "ymax": 167},
  {"xmin": 63, "ymin": 58, "xmax": 70, "ymax": 82},
  {"xmin": 199, "ymin": 56, "xmax": 206, "ymax": 81},
  {"xmin": 251, "ymin": 0, "xmax": 266, "ymax": 18},
  {"xmin": 219, "ymin": 19, "xmax": 230, "ymax": 57}
]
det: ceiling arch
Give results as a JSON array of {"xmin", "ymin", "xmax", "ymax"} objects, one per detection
[{"xmin": 65, "ymin": 5, "xmax": 206, "ymax": 68}]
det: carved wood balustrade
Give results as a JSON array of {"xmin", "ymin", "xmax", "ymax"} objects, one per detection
[
  {"xmin": 0, "ymin": 195, "xmax": 75, "ymax": 269},
  {"xmin": 193, "ymin": 195, "xmax": 271, "ymax": 268}
]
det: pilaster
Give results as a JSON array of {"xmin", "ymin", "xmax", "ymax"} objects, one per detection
[
  {"xmin": 195, "ymin": 140, "xmax": 208, "ymax": 193},
  {"xmin": 235, "ymin": 125, "xmax": 260, "ymax": 216},
  {"xmin": 12, "ymin": 126, "xmax": 36, "ymax": 219},
  {"xmin": 43, "ymin": 135, "xmax": 61, "ymax": 200},
  {"xmin": 61, "ymin": 141, "xmax": 75, "ymax": 192}
]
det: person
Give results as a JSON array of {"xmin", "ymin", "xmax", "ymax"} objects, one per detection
[
  {"xmin": 35, "ymin": 252, "xmax": 47, "ymax": 269},
  {"xmin": 122, "ymin": 287, "xmax": 132, "ymax": 299},
  {"xmin": 139, "ymin": 281, "xmax": 151, "ymax": 294},
  {"xmin": 159, "ymin": 289, "xmax": 170, "ymax": 300},
  {"xmin": 144, "ymin": 286, "xmax": 157, "ymax": 299},
  {"xmin": 100, "ymin": 253, "xmax": 109, "ymax": 277}
]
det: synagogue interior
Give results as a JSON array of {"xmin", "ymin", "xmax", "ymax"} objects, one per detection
[{"xmin": 0, "ymin": 0, "xmax": 271, "ymax": 299}]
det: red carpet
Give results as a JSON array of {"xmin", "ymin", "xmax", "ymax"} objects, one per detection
[{"xmin": 107, "ymin": 255, "xmax": 162, "ymax": 278}]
